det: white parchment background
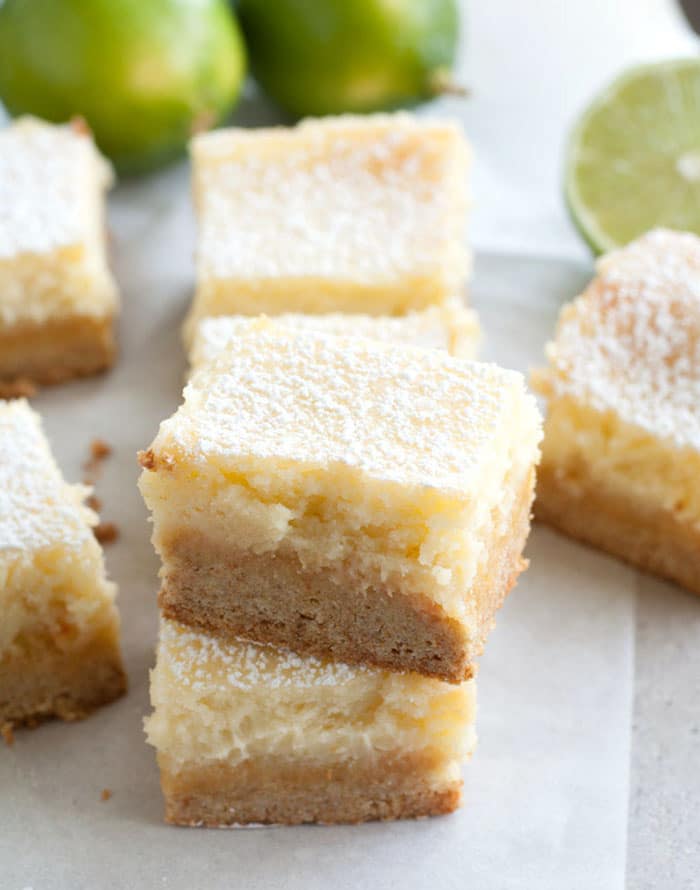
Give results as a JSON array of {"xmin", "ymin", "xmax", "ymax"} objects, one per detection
[{"xmin": 1, "ymin": 2, "xmax": 697, "ymax": 887}]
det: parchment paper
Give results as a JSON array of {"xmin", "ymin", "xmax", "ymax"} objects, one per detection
[{"xmin": 1, "ymin": 2, "xmax": 696, "ymax": 886}]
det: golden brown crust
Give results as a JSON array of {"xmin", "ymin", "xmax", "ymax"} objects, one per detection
[
  {"xmin": 0, "ymin": 378, "xmax": 38, "ymax": 399},
  {"xmin": 158, "ymin": 752, "xmax": 462, "ymax": 826},
  {"xmin": 0, "ymin": 629, "xmax": 127, "ymax": 729},
  {"xmin": 0, "ymin": 315, "xmax": 116, "ymax": 390},
  {"xmin": 161, "ymin": 553, "xmax": 473, "ymax": 681},
  {"xmin": 156, "ymin": 469, "xmax": 535, "ymax": 683},
  {"xmin": 536, "ymin": 464, "xmax": 700, "ymax": 595}
]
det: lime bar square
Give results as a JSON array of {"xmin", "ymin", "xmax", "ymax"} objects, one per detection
[
  {"xmin": 0, "ymin": 117, "xmax": 119, "ymax": 388},
  {"xmin": 140, "ymin": 318, "xmax": 541, "ymax": 683},
  {"xmin": 185, "ymin": 113, "xmax": 471, "ymax": 339}
]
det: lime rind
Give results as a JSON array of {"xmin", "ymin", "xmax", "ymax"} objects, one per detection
[{"xmin": 566, "ymin": 58, "xmax": 700, "ymax": 255}]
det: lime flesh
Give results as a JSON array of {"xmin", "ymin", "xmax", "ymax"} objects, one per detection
[
  {"xmin": 238, "ymin": 0, "xmax": 459, "ymax": 118},
  {"xmin": 566, "ymin": 59, "xmax": 700, "ymax": 254},
  {"xmin": 0, "ymin": 0, "xmax": 246, "ymax": 175}
]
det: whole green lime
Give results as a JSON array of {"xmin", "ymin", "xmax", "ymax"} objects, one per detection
[
  {"xmin": 0, "ymin": 0, "xmax": 246, "ymax": 174},
  {"xmin": 238, "ymin": 0, "xmax": 459, "ymax": 117}
]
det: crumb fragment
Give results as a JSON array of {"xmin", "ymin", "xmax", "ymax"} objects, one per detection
[
  {"xmin": 0, "ymin": 378, "xmax": 38, "ymax": 399},
  {"xmin": 83, "ymin": 437, "xmax": 113, "ymax": 484},
  {"xmin": 1, "ymin": 723, "xmax": 15, "ymax": 747},
  {"xmin": 94, "ymin": 522, "xmax": 119, "ymax": 544},
  {"xmin": 91, "ymin": 439, "xmax": 112, "ymax": 461},
  {"xmin": 100, "ymin": 788, "xmax": 113, "ymax": 802},
  {"xmin": 83, "ymin": 440, "xmax": 114, "ymax": 536},
  {"xmin": 137, "ymin": 449, "xmax": 156, "ymax": 470}
]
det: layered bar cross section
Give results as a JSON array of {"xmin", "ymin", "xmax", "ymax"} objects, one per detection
[
  {"xmin": 0, "ymin": 400, "xmax": 125, "ymax": 726},
  {"xmin": 533, "ymin": 228, "xmax": 700, "ymax": 594},
  {"xmin": 140, "ymin": 319, "xmax": 542, "ymax": 681},
  {"xmin": 146, "ymin": 619, "xmax": 476, "ymax": 825},
  {"xmin": 0, "ymin": 117, "xmax": 119, "ymax": 389}
]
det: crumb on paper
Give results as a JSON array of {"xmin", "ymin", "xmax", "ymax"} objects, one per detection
[
  {"xmin": 86, "ymin": 494, "xmax": 102, "ymax": 512},
  {"xmin": 100, "ymin": 788, "xmax": 113, "ymax": 802},
  {"xmin": 91, "ymin": 439, "xmax": 112, "ymax": 461},
  {"xmin": 0, "ymin": 378, "xmax": 38, "ymax": 399},
  {"xmin": 1, "ymin": 723, "xmax": 14, "ymax": 747},
  {"xmin": 94, "ymin": 522, "xmax": 119, "ymax": 545},
  {"xmin": 83, "ymin": 438, "xmax": 113, "ymax": 484}
]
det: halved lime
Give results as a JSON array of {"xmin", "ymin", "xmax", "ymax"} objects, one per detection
[{"xmin": 566, "ymin": 59, "xmax": 700, "ymax": 254}]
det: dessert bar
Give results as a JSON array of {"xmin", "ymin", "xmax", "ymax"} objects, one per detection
[
  {"xmin": 184, "ymin": 113, "xmax": 471, "ymax": 340},
  {"xmin": 533, "ymin": 229, "xmax": 700, "ymax": 594},
  {"xmin": 0, "ymin": 400, "xmax": 125, "ymax": 726},
  {"xmin": 140, "ymin": 318, "xmax": 541, "ymax": 681},
  {"xmin": 146, "ymin": 619, "xmax": 476, "ymax": 825},
  {"xmin": 0, "ymin": 118, "xmax": 119, "ymax": 389}
]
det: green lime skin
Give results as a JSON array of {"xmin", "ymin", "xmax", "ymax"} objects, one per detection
[
  {"xmin": 238, "ymin": 0, "xmax": 459, "ymax": 117},
  {"xmin": 0, "ymin": 0, "xmax": 247, "ymax": 175}
]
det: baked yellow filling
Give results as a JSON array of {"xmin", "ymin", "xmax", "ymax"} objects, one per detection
[
  {"xmin": 0, "ymin": 117, "xmax": 119, "ymax": 330},
  {"xmin": 185, "ymin": 113, "xmax": 471, "ymax": 336},
  {"xmin": 0, "ymin": 400, "xmax": 121, "ymax": 662},
  {"xmin": 146, "ymin": 619, "xmax": 476, "ymax": 770},
  {"xmin": 140, "ymin": 318, "xmax": 542, "ymax": 625},
  {"xmin": 535, "ymin": 229, "xmax": 700, "ymax": 530}
]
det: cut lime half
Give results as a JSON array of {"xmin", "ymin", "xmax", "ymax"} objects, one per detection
[{"xmin": 566, "ymin": 59, "xmax": 700, "ymax": 254}]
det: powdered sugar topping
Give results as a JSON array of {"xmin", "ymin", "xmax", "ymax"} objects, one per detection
[
  {"xmin": 0, "ymin": 400, "xmax": 94, "ymax": 552},
  {"xmin": 160, "ymin": 619, "xmax": 371, "ymax": 691},
  {"xmin": 0, "ymin": 118, "xmax": 107, "ymax": 259},
  {"xmin": 160, "ymin": 321, "xmax": 530, "ymax": 492},
  {"xmin": 194, "ymin": 114, "xmax": 469, "ymax": 283},
  {"xmin": 190, "ymin": 302, "xmax": 474, "ymax": 368},
  {"xmin": 545, "ymin": 229, "xmax": 700, "ymax": 449}
]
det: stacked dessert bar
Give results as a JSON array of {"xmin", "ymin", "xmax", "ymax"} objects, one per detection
[{"xmin": 140, "ymin": 114, "xmax": 542, "ymax": 826}]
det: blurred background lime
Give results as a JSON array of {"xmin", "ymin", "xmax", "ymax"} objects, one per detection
[
  {"xmin": 237, "ymin": 0, "xmax": 459, "ymax": 117},
  {"xmin": 0, "ymin": 0, "xmax": 246, "ymax": 175}
]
